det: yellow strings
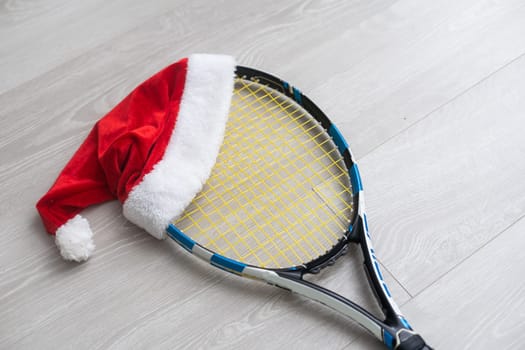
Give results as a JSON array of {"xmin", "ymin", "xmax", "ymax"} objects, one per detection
[{"xmin": 173, "ymin": 78, "xmax": 354, "ymax": 269}]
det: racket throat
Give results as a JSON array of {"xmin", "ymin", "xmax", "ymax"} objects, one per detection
[
  {"xmin": 361, "ymin": 258, "xmax": 401, "ymax": 327},
  {"xmin": 353, "ymin": 216, "xmax": 403, "ymax": 323}
]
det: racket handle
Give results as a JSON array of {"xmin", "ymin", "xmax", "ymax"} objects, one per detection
[{"xmin": 396, "ymin": 332, "xmax": 433, "ymax": 350}]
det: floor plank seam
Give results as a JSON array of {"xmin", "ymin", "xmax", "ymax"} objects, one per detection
[{"xmin": 379, "ymin": 259, "xmax": 413, "ymax": 299}]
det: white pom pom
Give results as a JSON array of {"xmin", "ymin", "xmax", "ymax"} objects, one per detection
[{"xmin": 55, "ymin": 215, "xmax": 95, "ymax": 262}]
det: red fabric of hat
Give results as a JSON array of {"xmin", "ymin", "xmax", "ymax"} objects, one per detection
[{"xmin": 36, "ymin": 54, "xmax": 236, "ymax": 262}]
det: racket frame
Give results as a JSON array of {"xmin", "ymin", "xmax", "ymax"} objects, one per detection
[{"xmin": 166, "ymin": 66, "xmax": 430, "ymax": 350}]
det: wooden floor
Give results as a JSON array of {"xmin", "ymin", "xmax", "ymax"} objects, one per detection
[{"xmin": 2, "ymin": 1, "xmax": 525, "ymax": 349}]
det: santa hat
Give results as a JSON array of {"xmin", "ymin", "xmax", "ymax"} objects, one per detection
[{"xmin": 36, "ymin": 54, "xmax": 236, "ymax": 262}]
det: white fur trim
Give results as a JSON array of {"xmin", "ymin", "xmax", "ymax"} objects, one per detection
[
  {"xmin": 123, "ymin": 54, "xmax": 235, "ymax": 239},
  {"xmin": 55, "ymin": 214, "xmax": 95, "ymax": 262}
]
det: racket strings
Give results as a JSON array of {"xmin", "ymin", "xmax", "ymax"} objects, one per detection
[
  {"xmin": 219, "ymin": 84, "xmax": 343, "ymax": 262},
  {"xmin": 173, "ymin": 78, "xmax": 354, "ymax": 268}
]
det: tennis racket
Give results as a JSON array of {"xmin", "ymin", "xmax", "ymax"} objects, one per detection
[{"xmin": 166, "ymin": 66, "xmax": 432, "ymax": 350}]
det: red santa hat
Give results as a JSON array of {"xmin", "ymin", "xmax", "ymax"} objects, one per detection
[{"xmin": 36, "ymin": 54, "xmax": 236, "ymax": 262}]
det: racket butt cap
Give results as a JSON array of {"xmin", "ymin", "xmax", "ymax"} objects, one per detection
[{"xmin": 396, "ymin": 332, "xmax": 433, "ymax": 350}]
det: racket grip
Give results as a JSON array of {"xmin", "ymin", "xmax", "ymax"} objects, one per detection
[{"xmin": 397, "ymin": 332, "xmax": 433, "ymax": 350}]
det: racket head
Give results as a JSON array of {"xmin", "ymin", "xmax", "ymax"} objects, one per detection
[{"xmin": 169, "ymin": 66, "xmax": 363, "ymax": 275}]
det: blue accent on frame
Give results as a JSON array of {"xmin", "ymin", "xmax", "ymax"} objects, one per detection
[
  {"xmin": 383, "ymin": 283, "xmax": 392, "ymax": 297},
  {"xmin": 400, "ymin": 317, "xmax": 412, "ymax": 330},
  {"xmin": 349, "ymin": 163, "xmax": 363, "ymax": 194},
  {"xmin": 328, "ymin": 124, "xmax": 349, "ymax": 155},
  {"xmin": 283, "ymin": 81, "xmax": 290, "ymax": 91},
  {"xmin": 166, "ymin": 224, "xmax": 195, "ymax": 252},
  {"xmin": 211, "ymin": 254, "xmax": 246, "ymax": 274},
  {"xmin": 363, "ymin": 213, "xmax": 369, "ymax": 232},
  {"xmin": 292, "ymin": 87, "xmax": 302, "ymax": 104},
  {"xmin": 374, "ymin": 261, "xmax": 384, "ymax": 281},
  {"xmin": 383, "ymin": 330, "xmax": 395, "ymax": 349}
]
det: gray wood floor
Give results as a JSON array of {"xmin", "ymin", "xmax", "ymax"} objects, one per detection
[{"xmin": 1, "ymin": 1, "xmax": 525, "ymax": 349}]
